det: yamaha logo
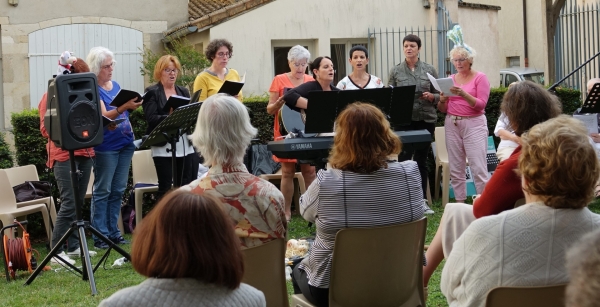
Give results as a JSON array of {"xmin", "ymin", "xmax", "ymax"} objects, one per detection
[{"xmin": 291, "ymin": 144, "xmax": 296, "ymax": 150}]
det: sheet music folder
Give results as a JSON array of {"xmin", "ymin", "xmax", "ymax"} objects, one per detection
[
  {"xmin": 580, "ymin": 83, "xmax": 600, "ymax": 113},
  {"xmin": 304, "ymin": 85, "xmax": 415, "ymax": 134},
  {"xmin": 141, "ymin": 102, "xmax": 201, "ymax": 148}
]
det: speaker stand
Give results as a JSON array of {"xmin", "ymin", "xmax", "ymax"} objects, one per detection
[{"xmin": 24, "ymin": 151, "xmax": 131, "ymax": 295}]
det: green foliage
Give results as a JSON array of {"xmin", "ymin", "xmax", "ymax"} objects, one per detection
[
  {"xmin": 140, "ymin": 39, "xmax": 210, "ymax": 93},
  {"xmin": 10, "ymin": 109, "xmax": 47, "ymax": 175},
  {"xmin": 130, "ymin": 107, "xmax": 148, "ymax": 143},
  {"xmin": 244, "ymin": 94, "xmax": 273, "ymax": 144},
  {"xmin": 0, "ymin": 132, "xmax": 14, "ymax": 169}
]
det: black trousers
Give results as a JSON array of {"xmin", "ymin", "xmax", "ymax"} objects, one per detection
[
  {"xmin": 153, "ymin": 153, "xmax": 200, "ymax": 198},
  {"xmin": 292, "ymin": 264, "xmax": 330, "ymax": 307},
  {"xmin": 397, "ymin": 121, "xmax": 435, "ymax": 199}
]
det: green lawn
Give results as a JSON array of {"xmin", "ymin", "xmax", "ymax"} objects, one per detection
[{"xmin": 2, "ymin": 198, "xmax": 599, "ymax": 306}]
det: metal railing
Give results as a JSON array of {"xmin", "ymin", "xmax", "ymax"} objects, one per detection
[
  {"xmin": 367, "ymin": 0, "xmax": 456, "ymax": 83},
  {"xmin": 554, "ymin": 0, "xmax": 600, "ymax": 93}
]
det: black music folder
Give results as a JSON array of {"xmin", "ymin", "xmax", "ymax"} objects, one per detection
[
  {"xmin": 218, "ymin": 80, "xmax": 244, "ymax": 96},
  {"xmin": 162, "ymin": 95, "xmax": 190, "ymax": 113},
  {"xmin": 102, "ymin": 116, "xmax": 125, "ymax": 127},
  {"xmin": 109, "ymin": 89, "xmax": 146, "ymax": 108},
  {"xmin": 304, "ymin": 85, "xmax": 416, "ymax": 134},
  {"xmin": 580, "ymin": 82, "xmax": 600, "ymax": 113}
]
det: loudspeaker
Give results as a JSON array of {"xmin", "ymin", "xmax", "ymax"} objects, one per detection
[{"xmin": 45, "ymin": 73, "xmax": 103, "ymax": 151}]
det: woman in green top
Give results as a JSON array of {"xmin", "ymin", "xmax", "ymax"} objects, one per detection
[{"xmin": 387, "ymin": 34, "xmax": 439, "ymax": 210}]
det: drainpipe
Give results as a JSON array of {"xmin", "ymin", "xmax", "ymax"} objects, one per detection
[{"xmin": 523, "ymin": 0, "xmax": 529, "ymax": 67}]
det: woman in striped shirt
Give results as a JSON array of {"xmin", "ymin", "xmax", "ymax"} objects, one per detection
[{"xmin": 291, "ymin": 102, "xmax": 426, "ymax": 306}]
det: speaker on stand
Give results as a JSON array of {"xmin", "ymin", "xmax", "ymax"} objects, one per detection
[{"xmin": 26, "ymin": 73, "xmax": 131, "ymax": 295}]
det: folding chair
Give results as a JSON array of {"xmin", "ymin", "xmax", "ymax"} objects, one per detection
[
  {"xmin": 131, "ymin": 150, "xmax": 159, "ymax": 227},
  {"xmin": 4, "ymin": 165, "xmax": 57, "ymax": 227},
  {"xmin": 433, "ymin": 127, "xmax": 451, "ymax": 207},
  {"xmin": 242, "ymin": 239, "xmax": 288, "ymax": 307},
  {"xmin": 485, "ymin": 284, "xmax": 567, "ymax": 307},
  {"xmin": 292, "ymin": 217, "xmax": 427, "ymax": 307}
]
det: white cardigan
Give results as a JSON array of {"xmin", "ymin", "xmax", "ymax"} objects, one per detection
[{"xmin": 441, "ymin": 202, "xmax": 600, "ymax": 307}]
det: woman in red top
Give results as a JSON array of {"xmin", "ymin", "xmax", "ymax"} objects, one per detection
[
  {"xmin": 266, "ymin": 45, "xmax": 315, "ymax": 221},
  {"xmin": 39, "ymin": 57, "xmax": 97, "ymax": 265},
  {"xmin": 423, "ymin": 81, "xmax": 562, "ymax": 291}
]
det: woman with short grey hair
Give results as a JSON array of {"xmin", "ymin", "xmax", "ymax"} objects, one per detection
[
  {"xmin": 266, "ymin": 45, "xmax": 316, "ymax": 222},
  {"xmin": 183, "ymin": 94, "xmax": 286, "ymax": 249},
  {"xmin": 86, "ymin": 46, "xmax": 142, "ymax": 249}
]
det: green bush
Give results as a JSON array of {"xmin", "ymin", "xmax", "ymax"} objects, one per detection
[
  {"xmin": 0, "ymin": 132, "xmax": 14, "ymax": 169},
  {"xmin": 244, "ymin": 94, "xmax": 273, "ymax": 144},
  {"xmin": 11, "ymin": 109, "xmax": 47, "ymax": 176}
]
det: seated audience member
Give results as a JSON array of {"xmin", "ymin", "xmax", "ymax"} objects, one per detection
[
  {"xmin": 441, "ymin": 115, "xmax": 600, "ymax": 307},
  {"xmin": 423, "ymin": 81, "xmax": 562, "ymax": 290},
  {"xmin": 292, "ymin": 102, "xmax": 425, "ymax": 307},
  {"xmin": 587, "ymin": 77, "xmax": 600, "ymax": 144},
  {"xmin": 99, "ymin": 191, "xmax": 266, "ymax": 307},
  {"xmin": 565, "ymin": 228, "xmax": 600, "ymax": 307},
  {"xmin": 181, "ymin": 94, "xmax": 286, "ymax": 249}
]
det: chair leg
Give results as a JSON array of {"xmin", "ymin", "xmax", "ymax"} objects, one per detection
[
  {"xmin": 117, "ymin": 210, "xmax": 125, "ymax": 236},
  {"xmin": 442, "ymin": 164, "xmax": 450, "ymax": 207},
  {"xmin": 135, "ymin": 190, "xmax": 144, "ymax": 228},
  {"xmin": 434, "ymin": 165, "xmax": 441, "ymax": 201},
  {"xmin": 39, "ymin": 208, "xmax": 52, "ymax": 244}
]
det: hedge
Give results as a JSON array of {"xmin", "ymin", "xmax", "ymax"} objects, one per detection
[
  {"xmin": 9, "ymin": 87, "xmax": 581, "ymax": 239},
  {"xmin": 0, "ymin": 132, "xmax": 14, "ymax": 169}
]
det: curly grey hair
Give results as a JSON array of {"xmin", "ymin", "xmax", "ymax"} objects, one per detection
[{"xmin": 287, "ymin": 45, "xmax": 311, "ymax": 63}]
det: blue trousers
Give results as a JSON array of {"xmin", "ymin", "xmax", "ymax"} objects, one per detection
[{"xmin": 91, "ymin": 143, "xmax": 135, "ymax": 242}]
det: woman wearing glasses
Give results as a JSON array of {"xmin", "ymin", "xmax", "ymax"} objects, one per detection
[
  {"xmin": 438, "ymin": 35, "xmax": 491, "ymax": 203},
  {"xmin": 87, "ymin": 46, "xmax": 142, "ymax": 249},
  {"xmin": 193, "ymin": 39, "xmax": 243, "ymax": 102},
  {"xmin": 143, "ymin": 55, "xmax": 199, "ymax": 198},
  {"xmin": 266, "ymin": 45, "xmax": 316, "ymax": 222}
]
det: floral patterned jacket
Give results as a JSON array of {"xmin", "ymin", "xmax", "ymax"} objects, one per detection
[{"xmin": 182, "ymin": 163, "xmax": 286, "ymax": 249}]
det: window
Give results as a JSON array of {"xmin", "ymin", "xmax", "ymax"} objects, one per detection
[
  {"xmin": 505, "ymin": 74, "xmax": 519, "ymax": 87},
  {"xmin": 507, "ymin": 56, "xmax": 520, "ymax": 67}
]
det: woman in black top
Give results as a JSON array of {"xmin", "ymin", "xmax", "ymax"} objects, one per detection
[
  {"xmin": 281, "ymin": 56, "xmax": 340, "ymax": 112},
  {"xmin": 143, "ymin": 55, "xmax": 199, "ymax": 198}
]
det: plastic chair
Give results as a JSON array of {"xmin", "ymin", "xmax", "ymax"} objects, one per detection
[
  {"xmin": 131, "ymin": 150, "xmax": 159, "ymax": 227},
  {"xmin": 292, "ymin": 217, "xmax": 427, "ymax": 307},
  {"xmin": 85, "ymin": 172, "xmax": 125, "ymax": 236},
  {"xmin": 242, "ymin": 238, "xmax": 288, "ymax": 307},
  {"xmin": 433, "ymin": 127, "xmax": 451, "ymax": 207},
  {"xmin": 260, "ymin": 170, "xmax": 306, "ymax": 207},
  {"xmin": 3, "ymin": 165, "xmax": 57, "ymax": 227},
  {"xmin": 485, "ymin": 284, "xmax": 567, "ymax": 307},
  {"xmin": 0, "ymin": 170, "xmax": 52, "ymax": 242}
]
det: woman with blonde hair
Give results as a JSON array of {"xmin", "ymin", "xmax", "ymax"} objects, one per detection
[
  {"xmin": 99, "ymin": 191, "xmax": 266, "ymax": 306},
  {"xmin": 291, "ymin": 102, "xmax": 425, "ymax": 306},
  {"xmin": 441, "ymin": 115, "xmax": 600, "ymax": 307},
  {"xmin": 143, "ymin": 55, "xmax": 199, "ymax": 198}
]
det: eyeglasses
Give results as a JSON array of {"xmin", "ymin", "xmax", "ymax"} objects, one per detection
[
  {"xmin": 163, "ymin": 68, "xmax": 179, "ymax": 74},
  {"xmin": 451, "ymin": 58, "xmax": 468, "ymax": 63},
  {"xmin": 216, "ymin": 52, "xmax": 231, "ymax": 58},
  {"xmin": 293, "ymin": 62, "xmax": 308, "ymax": 68},
  {"xmin": 101, "ymin": 62, "xmax": 115, "ymax": 70}
]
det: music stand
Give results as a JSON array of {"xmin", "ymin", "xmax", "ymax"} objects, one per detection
[
  {"xmin": 304, "ymin": 91, "xmax": 339, "ymax": 134},
  {"xmin": 388, "ymin": 85, "xmax": 416, "ymax": 129},
  {"xmin": 580, "ymin": 83, "xmax": 600, "ymax": 114},
  {"xmin": 141, "ymin": 102, "xmax": 201, "ymax": 188}
]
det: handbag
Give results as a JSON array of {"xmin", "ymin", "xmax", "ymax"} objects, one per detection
[{"xmin": 12, "ymin": 181, "xmax": 51, "ymax": 203}]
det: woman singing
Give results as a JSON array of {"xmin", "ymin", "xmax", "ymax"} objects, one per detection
[
  {"xmin": 143, "ymin": 55, "xmax": 199, "ymax": 198},
  {"xmin": 192, "ymin": 39, "xmax": 243, "ymax": 102},
  {"xmin": 336, "ymin": 45, "xmax": 383, "ymax": 90},
  {"xmin": 266, "ymin": 45, "xmax": 315, "ymax": 222}
]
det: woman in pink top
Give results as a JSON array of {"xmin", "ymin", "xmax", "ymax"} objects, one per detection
[
  {"xmin": 266, "ymin": 45, "xmax": 316, "ymax": 221},
  {"xmin": 438, "ymin": 43, "xmax": 490, "ymax": 202}
]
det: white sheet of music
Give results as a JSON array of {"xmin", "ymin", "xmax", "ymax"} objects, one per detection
[{"xmin": 573, "ymin": 113, "xmax": 598, "ymax": 134}]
